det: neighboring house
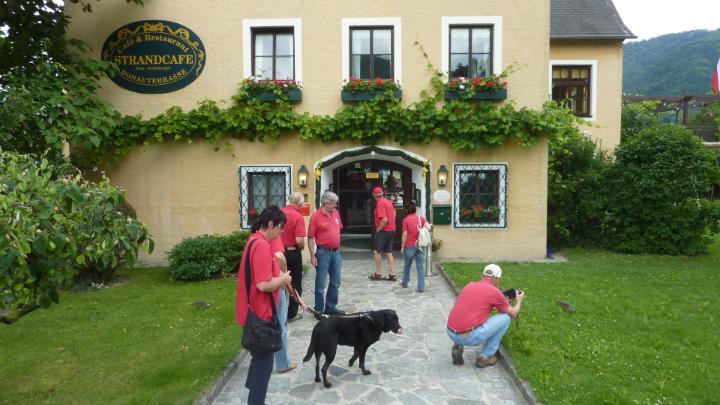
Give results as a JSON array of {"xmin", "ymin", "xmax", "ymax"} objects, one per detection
[
  {"xmin": 66, "ymin": 0, "xmax": 633, "ymax": 264},
  {"xmin": 550, "ymin": 0, "xmax": 636, "ymax": 149}
]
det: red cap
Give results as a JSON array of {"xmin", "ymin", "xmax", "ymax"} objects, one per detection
[{"xmin": 372, "ymin": 186, "xmax": 383, "ymax": 196}]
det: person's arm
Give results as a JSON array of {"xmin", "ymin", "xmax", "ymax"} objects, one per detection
[
  {"xmin": 295, "ymin": 236, "xmax": 305, "ymax": 250},
  {"xmin": 308, "ymin": 236, "xmax": 318, "ymax": 267},
  {"xmin": 376, "ymin": 217, "xmax": 387, "ymax": 233},
  {"xmin": 275, "ymin": 251, "xmax": 288, "ymax": 273},
  {"xmin": 505, "ymin": 291, "xmax": 525, "ymax": 319},
  {"xmin": 256, "ymin": 272, "xmax": 291, "ymax": 292},
  {"xmin": 400, "ymin": 230, "xmax": 408, "ymax": 253}
]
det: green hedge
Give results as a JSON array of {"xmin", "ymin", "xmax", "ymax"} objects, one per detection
[
  {"xmin": 0, "ymin": 151, "xmax": 154, "ymax": 320},
  {"xmin": 168, "ymin": 231, "xmax": 250, "ymax": 281}
]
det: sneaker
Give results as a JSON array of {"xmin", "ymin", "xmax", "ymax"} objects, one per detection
[
  {"xmin": 475, "ymin": 355, "xmax": 497, "ymax": 368},
  {"xmin": 313, "ymin": 310, "xmax": 324, "ymax": 320},
  {"xmin": 451, "ymin": 344, "xmax": 464, "ymax": 365},
  {"xmin": 416, "ymin": 288, "xmax": 424, "ymax": 293},
  {"xmin": 277, "ymin": 362, "xmax": 298, "ymax": 374},
  {"xmin": 400, "ymin": 282, "xmax": 408, "ymax": 288},
  {"xmin": 324, "ymin": 308, "xmax": 346, "ymax": 316},
  {"xmin": 287, "ymin": 313, "xmax": 303, "ymax": 323}
]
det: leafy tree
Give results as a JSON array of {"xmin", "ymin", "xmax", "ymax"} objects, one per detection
[{"xmin": 621, "ymin": 101, "xmax": 661, "ymax": 142}]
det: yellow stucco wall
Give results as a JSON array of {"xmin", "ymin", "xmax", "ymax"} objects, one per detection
[
  {"xmin": 550, "ymin": 40, "xmax": 625, "ymax": 151},
  {"xmin": 65, "ymin": 0, "xmax": 553, "ymax": 264}
]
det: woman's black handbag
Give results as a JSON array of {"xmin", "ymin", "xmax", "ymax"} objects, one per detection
[{"xmin": 240, "ymin": 239, "xmax": 282, "ymax": 354}]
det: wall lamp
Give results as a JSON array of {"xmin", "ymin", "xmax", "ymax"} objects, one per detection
[
  {"xmin": 437, "ymin": 165, "xmax": 448, "ymax": 187},
  {"xmin": 298, "ymin": 165, "xmax": 309, "ymax": 187}
]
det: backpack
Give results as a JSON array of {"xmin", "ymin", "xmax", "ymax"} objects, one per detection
[{"xmin": 416, "ymin": 216, "xmax": 432, "ymax": 249}]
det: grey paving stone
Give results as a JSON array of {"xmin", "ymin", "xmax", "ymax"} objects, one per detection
[{"xmin": 211, "ymin": 258, "xmax": 527, "ymax": 404}]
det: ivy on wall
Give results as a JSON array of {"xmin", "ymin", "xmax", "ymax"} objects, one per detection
[{"xmin": 75, "ymin": 43, "xmax": 582, "ymax": 165}]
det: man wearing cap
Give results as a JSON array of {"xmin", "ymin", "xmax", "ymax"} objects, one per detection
[
  {"xmin": 307, "ymin": 191, "xmax": 345, "ymax": 317},
  {"xmin": 281, "ymin": 192, "xmax": 307, "ymax": 322},
  {"xmin": 446, "ymin": 264, "xmax": 525, "ymax": 368},
  {"xmin": 368, "ymin": 186, "xmax": 398, "ymax": 281}
]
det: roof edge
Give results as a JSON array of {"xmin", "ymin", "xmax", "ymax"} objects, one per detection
[{"xmin": 551, "ymin": 34, "xmax": 638, "ymax": 40}]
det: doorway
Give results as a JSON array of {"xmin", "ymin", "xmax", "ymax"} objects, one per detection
[{"xmin": 333, "ymin": 160, "xmax": 411, "ymax": 251}]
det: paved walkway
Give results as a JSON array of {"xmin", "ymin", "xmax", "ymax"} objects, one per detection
[{"xmin": 213, "ymin": 257, "xmax": 527, "ymax": 405}]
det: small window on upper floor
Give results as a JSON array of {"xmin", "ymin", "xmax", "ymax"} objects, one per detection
[
  {"xmin": 252, "ymin": 28, "xmax": 295, "ymax": 80},
  {"xmin": 552, "ymin": 65, "xmax": 591, "ymax": 117},
  {"xmin": 449, "ymin": 26, "xmax": 493, "ymax": 80},
  {"xmin": 350, "ymin": 27, "xmax": 394, "ymax": 79}
]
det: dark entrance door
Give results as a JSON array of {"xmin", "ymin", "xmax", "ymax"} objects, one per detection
[{"xmin": 333, "ymin": 160, "xmax": 411, "ymax": 250}]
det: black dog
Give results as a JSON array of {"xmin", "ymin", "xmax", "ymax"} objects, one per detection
[{"xmin": 302, "ymin": 309, "xmax": 403, "ymax": 388}]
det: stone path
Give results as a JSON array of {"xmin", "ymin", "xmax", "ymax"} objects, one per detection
[{"xmin": 213, "ymin": 257, "xmax": 527, "ymax": 405}]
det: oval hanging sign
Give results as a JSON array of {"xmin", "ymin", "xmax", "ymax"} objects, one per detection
[{"xmin": 101, "ymin": 20, "xmax": 206, "ymax": 93}]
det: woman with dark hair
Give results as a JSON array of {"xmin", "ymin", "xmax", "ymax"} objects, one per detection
[
  {"xmin": 236, "ymin": 206, "xmax": 291, "ymax": 405},
  {"xmin": 400, "ymin": 201, "xmax": 430, "ymax": 292}
]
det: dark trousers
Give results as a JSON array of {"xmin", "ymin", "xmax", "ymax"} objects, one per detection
[
  {"xmin": 245, "ymin": 350, "xmax": 274, "ymax": 405},
  {"xmin": 285, "ymin": 248, "xmax": 303, "ymax": 319}
]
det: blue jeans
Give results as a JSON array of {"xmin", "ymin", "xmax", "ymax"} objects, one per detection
[
  {"xmin": 245, "ymin": 349, "xmax": 273, "ymax": 405},
  {"xmin": 402, "ymin": 246, "xmax": 426, "ymax": 290},
  {"xmin": 314, "ymin": 247, "xmax": 342, "ymax": 313},
  {"xmin": 273, "ymin": 289, "xmax": 292, "ymax": 370},
  {"xmin": 446, "ymin": 313, "xmax": 511, "ymax": 358}
]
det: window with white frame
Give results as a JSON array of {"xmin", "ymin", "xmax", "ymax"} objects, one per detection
[
  {"xmin": 243, "ymin": 19, "xmax": 302, "ymax": 81},
  {"xmin": 442, "ymin": 16, "xmax": 502, "ymax": 79},
  {"xmin": 549, "ymin": 60, "xmax": 597, "ymax": 119},
  {"xmin": 453, "ymin": 164, "xmax": 507, "ymax": 228},
  {"xmin": 239, "ymin": 165, "xmax": 291, "ymax": 229},
  {"xmin": 341, "ymin": 18, "xmax": 402, "ymax": 82}
]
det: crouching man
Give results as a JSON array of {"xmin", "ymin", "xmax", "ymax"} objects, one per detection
[{"xmin": 446, "ymin": 264, "xmax": 525, "ymax": 368}]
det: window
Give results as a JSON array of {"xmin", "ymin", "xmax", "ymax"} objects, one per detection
[
  {"xmin": 239, "ymin": 165, "xmax": 291, "ymax": 229},
  {"xmin": 341, "ymin": 18, "xmax": 402, "ymax": 83},
  {"xmin": 350, "ymin": 27, "xmax": 393, "ymax": 79},
  {"xmin": 448, "ymin": 26, "xmax": 492, "ymax": 79},
  {"xmin": 252, "ymin": 28, "xmax": 294, "ymax": 80},
  {"xmin": 242, "ymin": 19, "xmax": 302, "ymax": 82},
  {"xmin": 549, "ymin": 60, "xmax": 597, "ymax": 119},
  {"xmin": 453, "ymin": 164, "xmax": 507, "ymax": 228},
  {"xmin": 442, "ymin": 16, "xmax": 502, "ymax": 79},
  {"xmin": 552, "ymin": 65, "xmax": 591, "ymax": 117}
]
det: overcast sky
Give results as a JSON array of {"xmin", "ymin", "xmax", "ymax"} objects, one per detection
[{"xmin": 612, "ymin": 0, "xmax": 720, "ymax": 41}]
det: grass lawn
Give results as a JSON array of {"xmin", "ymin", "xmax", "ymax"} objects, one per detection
[
  {"xmin": 443, "ymin": 238, "xmax": 720, "ymax": 405},
  {"xmin": 0, "ymin": 267, "xmax": 240, "ymax": 404}
]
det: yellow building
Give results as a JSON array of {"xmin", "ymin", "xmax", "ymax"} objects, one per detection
[{"xmin": 66, "ymin": 0, "xmax": 634, "ymax": 264}]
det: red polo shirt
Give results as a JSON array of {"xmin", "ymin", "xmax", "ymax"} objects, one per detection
[
  {"xmin": 402, "ymin": 213, "xmax": 427, "ymax": 247},
  {"xmin": 235, "ymin": 232, "xmax": 280, "ymax": 325},
  {"xmin": 447, "ymin": 278, "xmax": 509, "ymax": 332},
  {"xmin": 308, "ymin": 208, "xmax": 343, "ymax": 248},
  {"xmin": 280, "ymin": 204, "xmax": 306, "ymax": 247},
  {"xmin": 374, "ymin": 197, "xmax": 396, "ymax": 231}
]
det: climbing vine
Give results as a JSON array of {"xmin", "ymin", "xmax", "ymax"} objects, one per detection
[{"xmin": 74, "ymin": 42, "xmax": 581, "ymax": 164}]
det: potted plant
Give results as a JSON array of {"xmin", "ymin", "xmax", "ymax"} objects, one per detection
[
  {"xmin": 239, "ymin": 77, "xmax": 302, "ymax": 102},
  {"xmin": 444, "ymin": 75, "xmax": 507, "ymax": 100},
  {"xmin": 460, "ymin": 204, "xmax": 500, "ymax": 224},
  {"xmin": 341, "ymin": 77, "xmax": 402, "ymax": 102}
]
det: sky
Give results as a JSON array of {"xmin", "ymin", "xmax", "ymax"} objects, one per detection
[{"xmin": 612, "ymin": 0, "xmax": 720, "ymax": 41}]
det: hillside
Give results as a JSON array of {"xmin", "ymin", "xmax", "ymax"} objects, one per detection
[{"xmin": 623, "ymin": 29, "xmax": 720, "ymax": 96}]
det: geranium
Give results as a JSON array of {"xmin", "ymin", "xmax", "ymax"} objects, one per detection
[
  {"xmin": 460, "ymin": 204, "xmax": 500, "ymax": 223},
  {"xmin": 239, "ymin": 77, "xmax": 302, "ymax": 95},
  {"xmin": 445, "ymin": 75, "xmax": 507, "ymax": 95},
  {"xmin": 342, "ymin": 77, "xmax": 402, "ymax": 94}
]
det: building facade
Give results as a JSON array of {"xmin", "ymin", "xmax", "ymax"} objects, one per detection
[{"xmin": 66, "ymin": 0, "xmax": 633, "ymax": 264}]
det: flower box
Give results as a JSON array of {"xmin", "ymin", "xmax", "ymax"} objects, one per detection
[
  {"xmin": 444, "ymin": 88, "xmax": 507, "ymax": 100},
  {"xmin": 247, "ymin": 88, "xmax": 302, "ymax": 102},
  {"xmin": 341, "ymin": 89, "xmax": 402, "ymax": 102}
]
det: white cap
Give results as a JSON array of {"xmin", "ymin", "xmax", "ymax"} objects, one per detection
[{"xmin": 483, "ymin": 264, "xmax": 502, "ymax": 278}]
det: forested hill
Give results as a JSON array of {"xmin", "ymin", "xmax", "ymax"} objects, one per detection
[{"xmin": 623, "ymin": 28, "xmax": 720, "ymax": 96}]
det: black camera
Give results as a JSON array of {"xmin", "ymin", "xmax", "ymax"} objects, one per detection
[{"xmin": 502, "ymin": 288, "xmax": 522, "ymax": 300}]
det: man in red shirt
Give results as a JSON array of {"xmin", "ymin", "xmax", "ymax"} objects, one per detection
[
  {"xmin": 280, "ymin": 192, "xmax": 307, "ymax": 322},
  {"xmin": 307, "ymin": 191, "xmax": 345, "ymax": 317},
  {"xmin": 446, "ymin": 264, "xmax": 525, "ymax": 368},
  {"xmin": 368, "ymin": 186, "xmax": 397, "ymax": 281}
]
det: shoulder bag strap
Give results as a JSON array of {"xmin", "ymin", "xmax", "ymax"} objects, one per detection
[{"xmin": 244, "ymin": 238, "xmax": 278, "ymax": 319}]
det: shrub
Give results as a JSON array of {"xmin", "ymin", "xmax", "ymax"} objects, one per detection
[
  {"xmin": 602, "ymin": 124, "xmax": 720, "ymax": 254},
  {"xmin": 547, "ymin": 130, "xmax": 611, "ymax": 247},
  {"xmin": 0, "ymin": 151, "xmax": 154, "ymax": 319},
  {"xmin": 168, "ymin": 231, "xmax": 250, "ymax": 281},
  {"xmin": 621, "ymin": 101, "xmax": 661, "ymax": 142}
]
